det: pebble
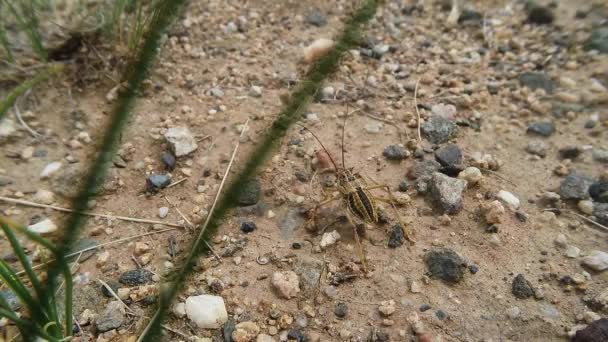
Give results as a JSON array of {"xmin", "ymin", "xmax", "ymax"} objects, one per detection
[
  {"xmin": 287, "ymin": 329, "xmax": 305, "ymax": 342},
  {"xmin": 303, "ymin": 38, "xmax": 334, "ymax": 64},
  {"xmin": 387, "ymin": 224, "xmax": 404, "ymax": 248},
  {"xmin": 240, "ymin": 221, "xmax": 257, "ymax": 233},
  {"xmin": 578, "ymin": 200, "xmax": 594, "ymax": 215},
  {"xmin": 410, "ymin": 280, "xmax": 422, "ymax": 293},
  {"xmin": 458, "ymin": 166, "xmax": 482, "ymax": 185},
  {"xmin": 164, "ymin": 127, "xmax": 198, "ymax": 157},
  {"xmin": 378, "ymin": 300, "xmax": 396, "ymax": 317},
  {"xmin": 572, "ymin": 318, "xmax": 608, "ymax": 342},
  {"xmin": 566, "ymin": 246, "xmax": 581, "ymax": 258},
  {"xmin": 96, "ymin": 301, "xmax": 125, "ymax": 333},
  {"xmin": 161, "ymin": 152, "xmax": 176, "ymax": 170},
  {"xmin": 421, "ymin": 116, "xmax": 458, "ymax": 144},
  {"xmin": 382, "ymin": 145, "xmax": 409, "ymax": 161},
  {"xmin": 118, "ymin": 269, "xmax": 154, "ymax": 286},
  {"xmin": 590, "ymin": 181, "xmax": 608, "ymax": 203},
  {"xmin": 527, "ymin": 5, "xmax": 554, "ymax": 24},
  {"xmin": 506, "ymin": 306, "xmax": 521, "ymax": 319},
  {"xmin": 185, "ymin": 295, "xmax": 228, "ymax": 329},
  {"xmin": 582, "ymin": 251, "xmax": 608, "ymax": 272},
  {"xmin": 158, "ymin": 206, "xmax": 169, "ymax": 218},
  {"xmin": 595, "ymin": 203, "xmax": 608, "ymax": 226},
  {"xmin": 408, "ymin": 159, "xmax": 441, "ymax": 180},
  {"xmin": 40, "ymin": 161, "xmax": 62, "ymax": 179},
  {"xmin": 33, "ymin": 189, "xmax": 55, "ymax": 205},
  {"xmin": 256, "ymin": 334, "xmax": 275, "ymax": 342},
  {"xmin": 431, "ymin": 103, "xmax": 457, "ymax": 119},
  {"xmin": 306, "ymin": 8, "xmax": 327, "ymax": 27},
  {"xmin": 334, "ymin": 302, "xmax": 348, "ymax": 318},
  {"xmin": 527, "ymin": 121, "xmax": 556, "ymax": 137},
  {"xmin": 435, "ymin": 143, "xmax": 464, "ymax": 175},
  {"xmin": 27, "ymin": 218, "xmax": 57, "ymax": 234},
  {"xmin": 237, "ymin": 179, "xmax": 261, "ymax": 206},
  {"xmin": 593, "ymin": 149, "xmax": 608, "ymax": 164},
  {"xmin": 559, "ymin": 171, "xmax": 595, "ymax": 200},
  {"xmin": 519, "ymin": 73, "xmax": 555, "ymax": 94},
  {"xmin": 271, "ymin": 271, "xmax": 300, "ymax": 299},
  {"xmin": 512, "ymin": 274, "xmax": 534, "ymax": 299},
  {"xmin": 554, "ymin": 234, "xmax": 568, "ymax": 248},
  {"xmin": 320, "ymin": 230, "xmax": 340, "ymax": 248},
  {"xmin": 425, "ymin": 248, "xmax": 466, "ymax": 284},
  {"xmin": 232, "ymin": 321, "xmax": 260, "ymax": 342},
  {"xmin": 496, "ymin": 190, "xmax": 520, "ymax": 209},
  {"xmin": 249, "ymin": 85, "xmax": 263, "ymax": 98},
  {"xmin": 429, "ymin": 172, "xmax": 467, "ymax": 214},
  {"xmin": 0, "ymin": 290, "xmax": 21, "ymax": 311},
  {"xmin": 364, "ymin": 121, "xmax": 383, "ymax": 134},
  {"xmin": 559, "ymin": 146, "xmax": 582, "ymax": 159},
  {"xmin": 146, "ymin": 174, "xmax": 171, "ymax": 192},
  {"xmin": 172, "ymin": 302, "xmax": 186, "ymax": 318},
  {"xmin": 525, "ymin": 140, "xmax": 548, "ymax": 157},
  {"xmin": 484, "ymin": 200, "xmax": 505, "ymax": 224}
]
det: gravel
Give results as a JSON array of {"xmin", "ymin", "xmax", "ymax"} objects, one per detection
[
  {"xmin": 96, "ymin": 301, "xmax": 125, "ymax": 333},
  {"xmin": 512, "ymin": 274, "xmax": 534, "ymax": 299},
  {"xmin": 119, "ymin": 269, "xmax": 154, "ymax": 286},
  {"xmin": 425, "ymin": 248, "xmax": 467, "ymax": 284},
  {"xmin": 519, "ymin": 73, "xmax": 555, "ymax": 94},
  {"xmin": 164, "ymin": 126, "xmax": 198, "ymax": 157},
  {"xmin": 185, "ymin": 294, "xmax": 228, "ymax": 329},
  {"xmin": 435, "ymin": 143, "xmax": 464, "ymax": 175},
  {"xmin": 428, "ymin": 172, "xmax": 467, "ymax": 214},
  {"xmin": 421, "ymin": 116, "xmax": 458, "ymax": 144},
  {"xmin": 527, "ymin": 121, "xmax": 555, "ymax": 137},
  {"xmin": 559, "ymin": 171, "xmax": 595, "ymax": 200},
  {"xmin": 382, "ymin": 145, "xmax": 409, "ymax": 160},
  {"xmin": 236, "ymin": 179, "xmax": 261, "ymax": 206}
]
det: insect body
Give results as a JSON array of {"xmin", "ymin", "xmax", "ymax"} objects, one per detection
[{"xmin": 301, "ymin": 122, "xmax": 414, "ymax": 272}]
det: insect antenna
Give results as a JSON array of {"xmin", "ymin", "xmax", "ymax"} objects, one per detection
[
  {"xmin": 341, "ymin": 104, "xmax": 349, "ymax": 169},
  {"xmin": 297, "ymin": 124, "xmax": 339, "ymax": 172}
]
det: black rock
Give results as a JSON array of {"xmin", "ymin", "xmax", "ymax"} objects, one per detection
[
  {"xmin": 334, "ymin": 302, "xmax": 348, "ymax": 318},
  {"xmin": 458, "ymin": 8, "xmax": 482, "ymax": 23},
  {"xmin": 161, "ymin": 152, "xmax": 176, "ymax": 170},
  {"xmin": 485, "ymin": 224, "xmax": 499, "ymax": 233},
  {"xmin": 527, "ymin": 6, "xmax": 554, "ymax": 24},
  {"xmin": 240, "ymin": 221, "xmax": 257, "ymax": 233},
  {"xmin": 100, "ymin": 280, "xmax": 120, "ymax": 298},
  {"xmin": 435, "ymin": 310, "xmax": 448, "ymax": 320},
  {"xmin": 468, "ymin": 265, "xmax": 479, "ymax": 274},
  {"xmin": 585, "ymin": 120, "xmax": 598, "ymax": 128},
  {"xmin": 295, "ymin": 169, "xmax": 309, "ymax": 182},
  {"xmin": 398, "ymin": 180, "xmax": 409, "ymax": 192},
  {"xmin": 408, "ymin": 159, "xmax": 441, "ymax": 180},
  {"xmin": 146, "ymin": 174, "xmax": 171, "ymax": 192},
  {"xmin": 287, "ymin": 329, "xmax": 305, "ymax": 342},
  {"xmin": 515, "ymin": 211, "xmax": 528, "ymax": 222},
  {"xmin": 292, "ymin": 242, "xmax": 302, "ymax": 249},
  {"xmin": 572, "ymin": 318, "xmax": 608, "ymax": 342},
  {"xmin": 425, "ymin": 248, "xmax": 467, "ymax": 284},
  {"xmin": 429, "ymin": 172, "xmax": 467, "ymax": 214},
  {"xmin": 559, "ymin": 171, "xmax": 595, "ymax": 200},
  {"xmin": 585, "ymin": 27, "xmax": 608, "ymax": 54},
  {"xmin": 383, "ymin": 145, "xmax": 409, "ymax": 161},
  {"xmin": 519, "ymin": 72, "xmax": 555, "ymax": 94},
  {"xmin": 512, "ymin": 274, "xmax": 534, "ymax": 299},
  {"xmin": 435, "ymin": 143, "xmax": 464, "ymax": 176},
  {"xmin": 223, "ymin": 319, "xmax": 236, "ymax": 342},
  {"xmin": 527, "ymin": 121, "xmax": 555, "ymax": 137},
  {"xmin": 421, "ymin": 116, "xmax": 459, "ymax": 144},
  {"xmin": 236, "ymin": 179, "xmax": 261, "ymax": 206},
  {"xmin": 0, "ymin": 290, "xmax": 21, "ymax": 311},
  {"xmin": 590, "ymin": 182, "xmax": 608, "ymax": 203},
  {"xmin": 119, "ymin": 269, "xmax": 154, "ymax": 286},
  {"xmin": 388, "ymin": 224, "xmax": 404, "ymax": 248},
  {"xmin": 558, "ymin": 146, "xmax": 582, "ymax": 159},
  {"xmin": 420, "ymin": 304, "xmax": 431, "ymax": 312},
  {"xmin": 306, "ymin": 8, "xmax": 327, "ymax": 27},
  {"xmin": 594, "ymin": 203, "xmax": 608, "ymax": 226}
]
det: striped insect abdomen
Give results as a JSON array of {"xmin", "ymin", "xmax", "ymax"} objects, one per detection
[{"xmin": 347, "ymin": 187, "xmax": 378, "ymax": 223}]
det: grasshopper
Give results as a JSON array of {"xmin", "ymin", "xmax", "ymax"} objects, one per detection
[{"xmin": 300, "ymin": 117, "xmax": 414, "ymax": 272}]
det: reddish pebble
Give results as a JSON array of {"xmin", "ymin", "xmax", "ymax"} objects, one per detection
[{"xmin": 315, "ymin": 150, "xmax": 335, "ymax": 171}]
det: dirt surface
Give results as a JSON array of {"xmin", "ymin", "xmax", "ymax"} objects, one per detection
[{"xmin": 1, "ymin": 0, "xmax": 608, "ymax": 341}]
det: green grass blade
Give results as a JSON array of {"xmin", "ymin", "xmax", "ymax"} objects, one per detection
[
  {"xmin": 0, "ymin": 63, "xmax": 63, "ymax": 122},
  {"xmin": 38, "ymin": 0, "xmax": 187, "ymax": 316},
  {"xmin": 2, "ymin": 0, "xmax": 47, "ymax": 60},
  {"xmin": 137, "ymin": 1, "xmax": 379, "ymax": 340},
  {"xmin": 0, "ymin": 259, "xmax": 50, "ymax": 327}
]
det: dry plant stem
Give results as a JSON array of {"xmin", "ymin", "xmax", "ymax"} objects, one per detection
[
  {"xmin": 544, "ymin": 208, "xmax": 608, "ymax": 232},
  {"xmin": 480, "ymin": 169, "xmax": 517, "ymax": 187},
  {"xmin": 13, "ymin": 103, "xmax": 42, "ymax": 138},
  {"xmin": 14, "ymin": 227, "xmax": 177, "ymax": 276},
  {"xmin": 167, "ymin": 178, "xmax": 187, "ymax": 188},
  {"xmin": 414, "ymin": 78, "xmax": 422, "ymax": 141},
  {"xmin": 0, "ymin": 196, "xmax": 184, "ymax": 228}
]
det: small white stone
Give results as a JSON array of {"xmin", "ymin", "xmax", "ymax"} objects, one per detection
[
  {"xmin": 27, "ymin": 218, "xmax": 57, "ymax": 234},
  {"xmin": 566, "ymin": 245, "xmax": 581, "ymax": 258},
  {"xmin": 172, "ymin": 302, "xmax": 186, "ymax": 318},
  {"xmin": 364, "ymin": 121, "xmax": 383, "ymax": 134},
  {"xmin": 378, "ymin": 300, "xmax": 396, "ymax": 317},
  {"xmin": 496, "ymin": 190, "xmax": 520, "ymax": 209},
  {"xmin": 578, "ymin": 200, "xmax": 594, "ymax": 215},
  {"xmin": 185, "ymin": 295, "xmax": 228, "ymax": 329},
  {"xmin": 159, "ymin": 206, "xmax": 169, "ymax": 218},
  {"xmin": 320, "ymin": 230, "xmax": 340, "ymax": 248},
  {"xmin": 33, "ymin": 189, "xmax": 55, "ymax": 205},
  {"xmin": 554, "ymin": 234, "xmax": 567, "ymax": 248},
  {"xmin": 249, "ymin": 85, "xmax": 263, "ymax": 98},
  {"xmin": 96, "ymin": 251, "xmax": 110, "ymax": 267},
  {"xmin": 271, "ymin": 271, "xmax": 300, "ymax": 299},
  {"xmin": 0, "ymin": 118, "xmax": 16, "ymax": 138},
  {"xmin": 431, "ymin": 103, "xmax": 457, "ymax": 119},
  {"xmin": 40, "ymin": 162, "xmax": 62, "ymax": 179},
  {"xmin": 506, "ymin": 306, "xmax": 520, "ymax": 319},
  {"xmin": 581, "ymin": 251, "xmax": 608, "ymax": 271},
  {"xmin": 267, "ymin": 210, "xmax": 276, "ymax": 219},
  {"xmin": 458, "ymin": 167, "xmax": 482, "ymax": 185},
  {"xmin": 410, "ymin": 280, "xmax": 422, "ymax": 293},
  {"xmin": 583, "ymin": 311, "xmax": 601, "ymax": 324}
]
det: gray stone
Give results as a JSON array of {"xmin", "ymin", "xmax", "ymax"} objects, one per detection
[
  {"xmin": 519, "ymin": 72, "xmax": 555, "ymax": 94},
  {"xmin": 306, "ymin": 8, "xmax": 327, "ymax": 27},
  {"xmin": 525, "ymin": 140, "xmax": 548, "ymax": 157},
  {"xmin": 585, "ymin": 27, "xmax": 608, "ymax": 54},
  {"xmin": 382, "ymin": 145, "xmax": 408, "ymax": 161},
  {"xmin": 434, "ymin": 143, "xmax": 464, "ymax": 175},
  {"xmin": 559, "ymin": 171, "xmax": 595, "ymax": 200},
  {"xmin": 96, "ymin": 301, "xmax": 125, "ymax": 332},
  {"xmin": 595, "ymin": 203, "xmax": 608, "ymax": 226},
  {"xmin": 293, "ymin": 258, "xmax": 323, "ymax": 295},
  {"xmin": 512, "ymin": 274, "xmax": 534, "ymax": 299},
  {"xmin": 593, "ymin": 149, "xmax": 608, "ymax": 163},
  {"xmin": 146, "ymin": 174, "xmax": 171, "ymax": 192},
  {"xmin": 68, "ymin": 238, "xmax": 99, "ymax": 262},
  {"xmin": 387, "ymin": 224, "xmax": 404, "ymax": 248},
  {"xmin": 236, "ymin": 179, "xmax": 261, "ymax": 206},
  {"xmin": 527, "ymin": 121, "xmax": 555, "ymax": 137},
  {"xmin": 408, "ymin": 159, "xmax": 441, "ymax": 180},
  {"xmin": 429, "ymin": 172, "xmax": 467, "ymax": 214},
  {"xmin": 0, "ymin": 290, "xmax": 21, "ymax": 311},
  {"xmin": 425, "ymin": 248, "xmax": 466, "ymax": 284},
  {"xmin": 421, "ymin": 116, "xmax": 458, "ymax": 144},
  {"xmin": 164, "ymin": 127, "xmax": 198, "ymax": 157},
  {"xmin": 119, "ymin": 269, "xmax": 154, "ymax": 286}
]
